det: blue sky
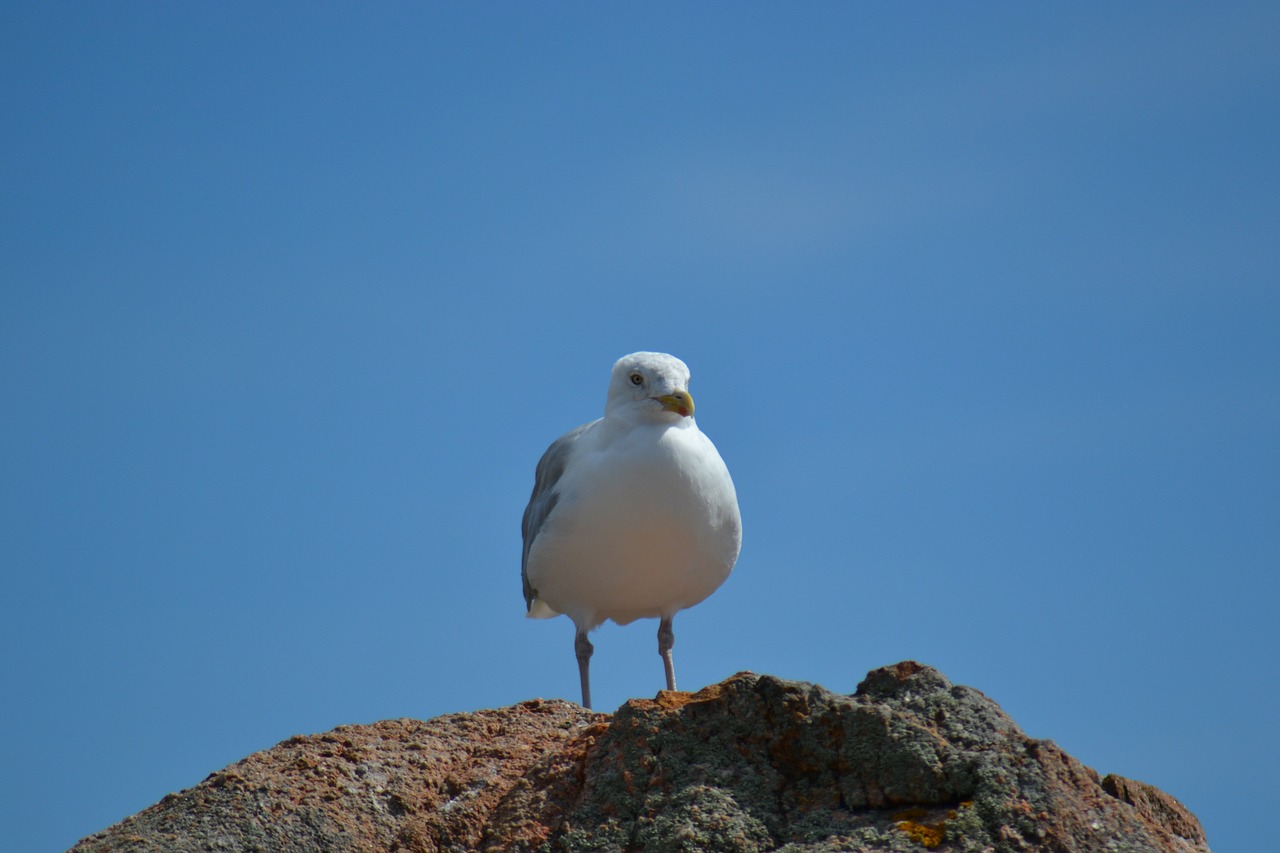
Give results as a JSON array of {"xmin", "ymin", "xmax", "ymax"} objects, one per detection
[{"xmin": 3, "ymin": 4, "xmax": 1277, "ymax": 851}]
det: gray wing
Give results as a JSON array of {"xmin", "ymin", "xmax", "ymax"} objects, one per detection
[{"xmin": 521, "ymin": 419, "xmax": 599, "ymax": 611}]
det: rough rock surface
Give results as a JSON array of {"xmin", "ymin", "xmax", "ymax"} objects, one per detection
[{"xmin": 70, "ymin": 662, "xmax": 1208, "ymax": 852}]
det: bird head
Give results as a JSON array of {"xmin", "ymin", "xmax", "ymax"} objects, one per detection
[{"xmin": 605, "ymin": 352, "xmax": 696, "ymax": 423}]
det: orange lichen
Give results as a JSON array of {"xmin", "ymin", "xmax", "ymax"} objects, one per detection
[
  {"xmin": 893, "ymin": 807, "xmax": 955, "ymax": 848},
  {"xmin": 654, "ymin": 690, "xmax": 696, "ymax": 710},
  {"xmin": 896, "ymin": 819, "xmax": 946, "ymax": 848}
]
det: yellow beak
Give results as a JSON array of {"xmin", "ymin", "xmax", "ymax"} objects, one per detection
[{"xmin": 657, "ymin": 390, "xmax": 695, "ymax": 418}]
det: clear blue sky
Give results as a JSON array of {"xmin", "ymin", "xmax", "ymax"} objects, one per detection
[{"xmin": 3, "ymin": 4, "xmax": 1276, "ymax": 851}]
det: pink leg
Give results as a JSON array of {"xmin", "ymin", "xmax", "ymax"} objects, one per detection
[
  {"xmin": 575, "ymin": 628, "xmax": 594, "ymax": 709},
  {"xmin": 658, "ymin": 617, "xmax": 676, "ymax": 692}
]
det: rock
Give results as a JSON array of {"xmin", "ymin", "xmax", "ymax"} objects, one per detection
[{"xmin": 68, "ymin": 663, "xmax": 1209, "ymax": 852}]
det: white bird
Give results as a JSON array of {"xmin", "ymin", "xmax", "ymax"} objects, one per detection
[{"xmin": 521, "ymin": 352, "xmax": 742, "ymax": 709}]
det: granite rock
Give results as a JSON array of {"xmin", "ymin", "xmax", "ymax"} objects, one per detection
[{"xmin": 70, "ymin": 662, "xmax": 1208, "ymax": 852}]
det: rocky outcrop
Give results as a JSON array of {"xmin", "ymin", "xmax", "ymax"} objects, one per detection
[{"xmin": 69, "ymin": 662, "xmax": 1208, "ymax": 852}]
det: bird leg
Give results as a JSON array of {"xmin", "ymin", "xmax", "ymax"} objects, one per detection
[
  {"xmin": 575, "ymin": 628, "xmax": 594, "ymax": 709},
  {"xmin": 658, "ymin": 616, "xmax": 676, "ymax": 692}
]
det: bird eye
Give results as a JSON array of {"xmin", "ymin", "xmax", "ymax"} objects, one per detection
[{"xmin": 629, "ymin": 373, "xmax": 644, "ymax": 386}]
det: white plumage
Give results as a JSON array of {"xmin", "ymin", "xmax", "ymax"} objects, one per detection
[{"xmin": 521, "ymin": 352, "xmax": 742, "ymax": 708}]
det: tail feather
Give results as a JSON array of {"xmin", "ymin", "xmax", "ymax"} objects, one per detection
[{"xmin": 527, "ymin": 598, "xmax": 560, "ymax": 619}]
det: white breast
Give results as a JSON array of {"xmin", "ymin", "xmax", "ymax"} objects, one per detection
[{"xmin": 525, "ymin": 421, "xmax": 741, "ymax": 629}]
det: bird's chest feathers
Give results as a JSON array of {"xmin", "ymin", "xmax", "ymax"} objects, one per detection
[
  {"xmin": 524, "ymin": 403, "xmax": 741, "ymax": 627},
  {"xmin": 556, "ymin": 427, "xmax": 727, "ymax": 538}
]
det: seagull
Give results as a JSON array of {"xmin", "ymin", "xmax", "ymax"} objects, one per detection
[{"xmin": 521, "ymin": 352, "xmax": 742, "ymax": 709}]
